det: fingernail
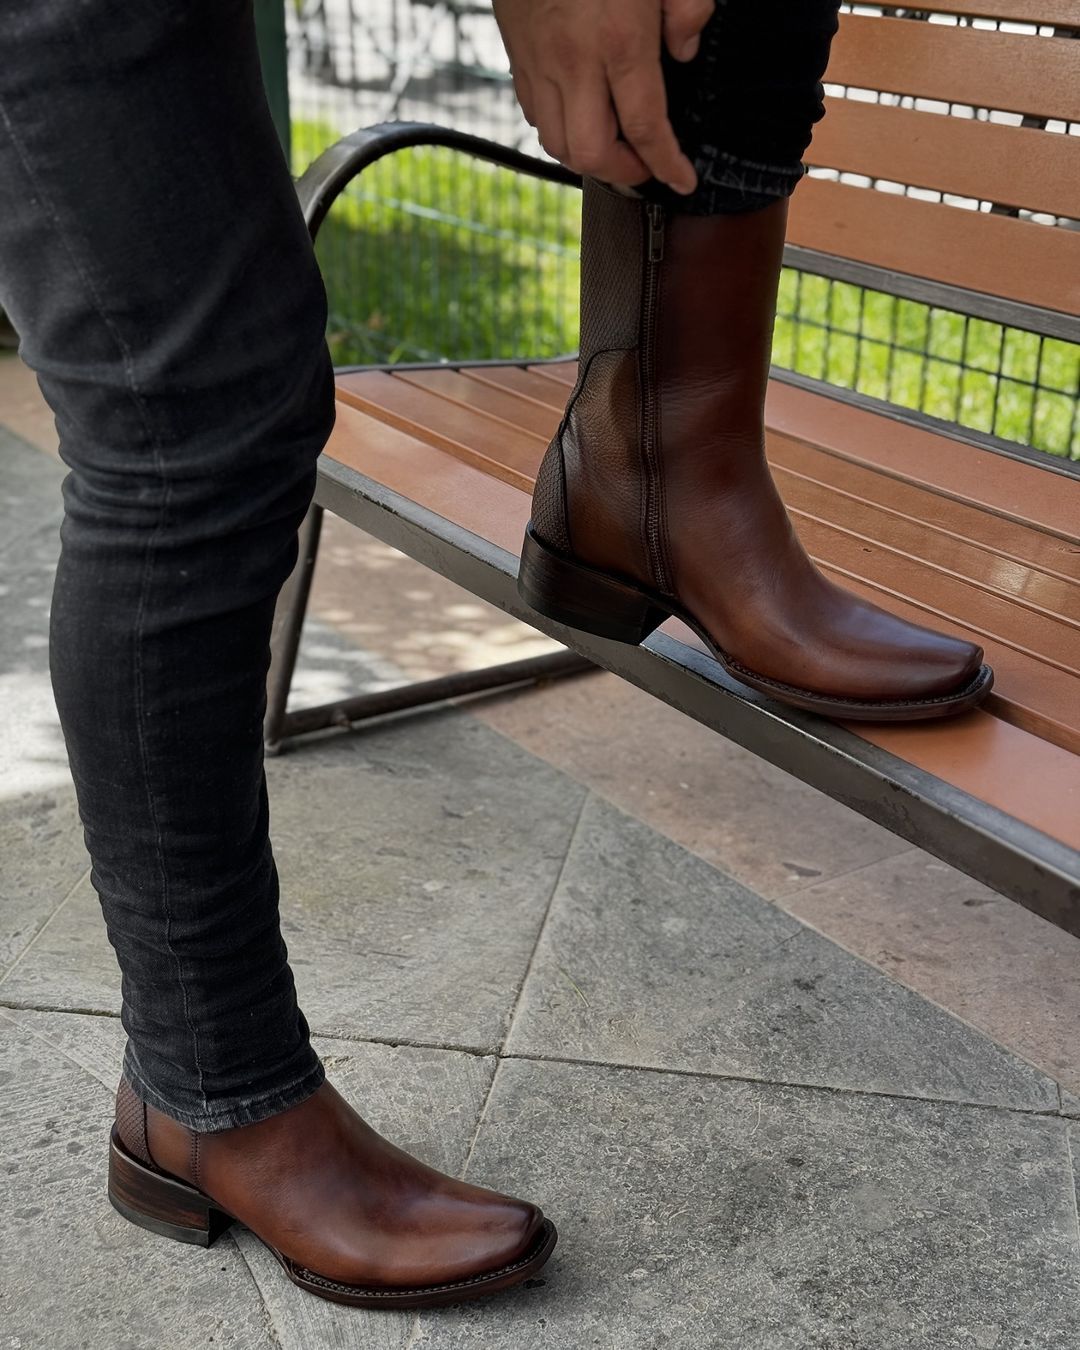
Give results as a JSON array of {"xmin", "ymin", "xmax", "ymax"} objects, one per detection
[
  {"xmin": 666, "ymin": 176, "xmax": 697, "ymax": 196},
  {"xmin": 677, "ymin": 36, "xmax": 699, "ymax": 61}
]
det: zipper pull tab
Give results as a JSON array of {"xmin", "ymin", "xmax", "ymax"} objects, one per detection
[{"xmin": 647, "ymin": 203, "xmax": 666, "ymax": 262}]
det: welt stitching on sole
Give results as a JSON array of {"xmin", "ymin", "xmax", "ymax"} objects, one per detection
[
  {"xmin": 726, "ymin": 660, "xmax": 991, "ymax": 708},
  {"xmin": 289, "ymin": 1228, "xmax": 552, "ymax": 1299}
]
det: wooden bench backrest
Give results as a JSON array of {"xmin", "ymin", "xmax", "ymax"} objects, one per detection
[{"xmin": 788, "ymin": 7, "xmax": 1080, "ymax": 327}]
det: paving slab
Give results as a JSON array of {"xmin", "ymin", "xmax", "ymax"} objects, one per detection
[
  {"xmin": 268, "ymin": 713, "xmax": 585, "ymax": 1049},
  {"xmin": 1063, "ymin": 1089, "xmax": 1080, "ymax": 1120},
  {"xmin": 0, "ymin": 869, "xmax": 119, "ymax": 1012},
  {"xmin": 506, "ymin": 798, "xmax": 1059, "ymax": 1111},
  {"xmin": 419, "ymin": 1057, "xmax": 1080, "ymax": 1350},
  {"xmin": 0, "ymin": 515, "xmax": 72, "ymax": 797},
  {"xmin": 784, "ymin": 847, "xmax": 1080, "ymax": 1098},
  {"xmin": 0, "ymin": 786, "xmax": 88, "ymax": 976},
  {"xmin": 1, "ymin": 714, "xmax": 585, "ymax": 1051},
  {"xmin": 0, "ymin": 358, "xmax": 60, "ymax": 458},
  {"xmin": 0, "ymin": 1009, "xmax": 271, "ymax": 1350},
  {"xmin": 475, "ymin": 671, "xmax": 909, "ymax": 899},
  {"xmin": 0, "ymin": 425, "xmax": 63, "ymax": 560}
]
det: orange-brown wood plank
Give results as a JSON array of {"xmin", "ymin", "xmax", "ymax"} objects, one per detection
[
  {"xmin": 394, "ymin": 367, "xmax": 563, "ymax": 439},
  {"xmin": 787, "ymin": 177, "xmax": 1080, "ymax": 316},
  {"xmin": 909, "ymin": 0, "xmax": 1079, "ymax": 23},
  {"xmin": 765, "ymin": 381, "xmax": 1080, "ymax": 541},
  {"xmin": 779, "ymin": 471, "xmax": 1079, "ymax": 629},
  {"xmin": 793, "ymin": 514, "xmax": 1079, "ymax": 673},
  {"xmin": 324, "ymin": 387, "xmax": 1080, "ymax": 847},
  {"xmin": 856, "ymin": 709, "xmax": 1080, "ymax": 855},
  {"xmin": 376, "ymin": 368, "xmax": 1080, "ymax": 643},
  {"xmin": 335, "ymin": 370, "xmax": 544, "ymax": 493},
  {"xmin": 829, "ymin": 14, "xmax": 1080, "ymax": 123},
  {"xmin": 328, "ymin": 400, "xmax": 530, "ymax": 554},
  {"xmin": 436, "ymin": 365, "xmax": 1080, "ymax": 599},
  {"xmin": 812, "ymin": 98, "xmax": 1080, "ymax": 220},
  {"xmin": 529, "ymin": 362, "xmax": 577, "ymax": 387},
  {"xmin": 767, "ymin": 435, "xmax": 1080, "ymax": 585},
  {"xmin": 467, "ymin": 364, "xmax": 572, "ymax": 408}
]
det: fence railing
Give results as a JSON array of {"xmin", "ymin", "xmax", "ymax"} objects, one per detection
[{"xmin": 282, "ymin": 1, "xmax": 1080, "ymax": 463}]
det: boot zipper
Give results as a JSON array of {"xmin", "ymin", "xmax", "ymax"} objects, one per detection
[{"xmin": 642, "ymin": 202, "xmax": 669, "ymax": 593}]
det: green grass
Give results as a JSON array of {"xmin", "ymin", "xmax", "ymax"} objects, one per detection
[{"xmin": 296, "ymin": 124, "xmax": 1079, "ymax": 461}]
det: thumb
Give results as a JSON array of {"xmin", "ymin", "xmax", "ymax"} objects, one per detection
[{"xmin": 662, "ymin": 0, "xmax": 715, "ymax": 62}]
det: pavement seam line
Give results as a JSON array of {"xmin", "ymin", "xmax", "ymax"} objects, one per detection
[
  {"xmin": 0, "ymin": 999, "xmax": 120, "ymax": 1018},
  {"xmin": 458, "ymin": 791, "xmax": 589, "ymax": 1184},
  {"xmin": 1064, "ymin": 1122, "xmax": 1080, "ymax": 1258},
  {"xmin": 229, "ymin": 1232, "xmax": 285, "ymax": 1349},
  {"xmin": 2, "ymin": 1001, "xmax": 1065, "ymax": 1122},
  {"xmin": 0, "ymin": 1005, "xmax": 119, "ymax": 1093},
  {"xmin": 769, "ymin": 844, "xmax": 921, "ymax": 904},
  {"xmin": 499, "ymin": 788, "xmax": 591, "ymax": 1055},
  {"xmin": 496, "ymin": 1047, "xmax": 1062, "ymax": 1120},
  {"xmin": 0, "ymin": 862, "xmax": 91, "ymax": 986}
]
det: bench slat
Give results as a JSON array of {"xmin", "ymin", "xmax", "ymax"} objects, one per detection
[
  {"xmin": 465, "ymin": 364, "xmax": 572, "ymax": 407},
  {"xmin": 427, "ymin": 360, "xmax": 1080, "ymax": 585},
  {"xmin": 858, "ymin": 711, "xmax": 1080, "ymax": 856},
  {"xmin": 780, "ymin": 473, "xmax": 1079, "ymax": 630},
  {"xmin": 323, "ymin": 392, "xmax": 1080, "ymax": 863},
  {"xmin": 396, "ymin": 368, "xmax": 564, "ymax": 438},
  {"xmin": 829, "ymin": 14, "xmax": 1080, "ymax": 123},
  {"xmin": 368, "ymin": 368, "xmax": 1079, "ymax": 647},
  {"xmin": 911, "ymin": 0, "xmax": 1079, "ymax": 23},
  {"xmin": 764, "ymin": 381, "xmax": 1080, "ymax": 540},
  {"xmin": 787, "ymin": 177, "xmax": 1079, "ymax": 315},
  {"xmin": 342, "ymin": 369, "xmax": 1080, "ymax": 754},
  {"xmin": 336, "ymin": 370, "xmax": 543, "ymax": 493},
  {"xmin": 519, "ymin": 365, "xmax": 1080, "ymax": 540},
  {"xmin": 811, "ymin": 98, "xmax": 1080, "ymax": 220},
  {"xmin": 796, "ymin": 513, "xmax": 1078, "ymax": 674}
]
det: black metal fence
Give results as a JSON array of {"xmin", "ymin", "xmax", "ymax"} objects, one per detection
[{"xmin": 284, "ymin": 1, "xmax": 1079, "ymax": 462}]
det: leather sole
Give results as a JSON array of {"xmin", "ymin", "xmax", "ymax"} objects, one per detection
[
  {"xmin": 108, "ymin": 1129, "xmax": 558, "ymax": 1309},
  {"xmin": 518, "ymin": 525, "xmax": 994, "ymax": 722}
]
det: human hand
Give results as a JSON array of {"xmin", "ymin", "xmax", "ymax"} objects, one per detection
[{"xmin": 493, "ymin": 0, "xmax": 714, "ymax": 194}]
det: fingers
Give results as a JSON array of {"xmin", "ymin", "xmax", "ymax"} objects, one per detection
[
  {"xmin": 532, "ymin": 78, "xmax": 569, "ymax": 163},
  {"xmin": 562, "ymin": 74, "xmax": 651, "ymax": 186},
  {"xmin": 662, "ymin": 0, "xmax": 715, "ymax": 62},
  {"xmin": 609, "ymin": 59, "xmax": 697, "ymax": 193}
]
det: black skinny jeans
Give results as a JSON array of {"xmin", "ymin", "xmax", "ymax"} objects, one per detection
[{"xmin": 0, "ymin": 0, "xmax": 840, "ymax": 1129}]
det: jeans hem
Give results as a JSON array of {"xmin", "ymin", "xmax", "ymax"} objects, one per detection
[
  {"xmin": 691, "ymin": 149, "xmax": 805, "ymax": 216},
  {"xmin": 123, "ymin": 1045, "xmax": 326, "ymax": 1133}
]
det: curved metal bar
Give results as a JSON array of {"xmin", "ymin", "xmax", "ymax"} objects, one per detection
[{"xmin": 294, "ymin": 120, "xmax": 581, "ymax": 240}]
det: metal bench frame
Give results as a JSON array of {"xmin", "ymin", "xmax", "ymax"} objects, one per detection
[{"xmin": 265, "ymin": 121, "xmax": 1080, "ymax": 937}]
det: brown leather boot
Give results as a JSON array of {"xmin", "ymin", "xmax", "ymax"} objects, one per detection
[
  {"xmin": 519, "ymin": 180, "xmax": 993, "ymax": 721},
  {"xmin": 110, "ymin": 1078, "xmax": 556, "ymax": 1308}
]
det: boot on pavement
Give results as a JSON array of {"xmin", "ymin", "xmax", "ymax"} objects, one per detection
[{"xmin": 110, "ymin": 1078, "xmax": 556, "ymax": 1308}]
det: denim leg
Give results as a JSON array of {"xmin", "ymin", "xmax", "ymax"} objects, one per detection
[
  {"xmin": 657, "ymin": 0, "xmax": 842, "ymax": 215},
  {"xmin": 0, "ymin": 0, "xmax": 333, "ymax": 1128}
]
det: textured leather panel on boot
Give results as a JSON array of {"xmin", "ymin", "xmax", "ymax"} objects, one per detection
[
  {"xmin": 114, "ymin": 1078, "xmax": 151, "ymax": 1166},
  {"xmin": 561, "ymin": 349, "xmax": 652, "ymax": 581},
  {"xmin": 530, "ymin": 423, "xmax": 572, "ymax": 555},
  {"xmin": 577, "ymin": 179, "xmax": 643, "ymax": 360},
  {"xmin": 110, "ymin": 1079, "xmax": 553, "ymax": 1302}
]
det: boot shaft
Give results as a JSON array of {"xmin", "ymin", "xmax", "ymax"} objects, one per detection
[{"xmin": 531, "ymin": 182, "xmax": 788, "ymax": 593}]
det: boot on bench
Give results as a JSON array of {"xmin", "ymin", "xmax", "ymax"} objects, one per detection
[{"xmin": 519, "ymin": 180, "xmax": 993, "ymax": 722}]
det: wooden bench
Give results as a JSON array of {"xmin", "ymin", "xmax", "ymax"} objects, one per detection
[{"xmin": 265, "ymin": 6, "xmax": 1080, "ymax": 938}]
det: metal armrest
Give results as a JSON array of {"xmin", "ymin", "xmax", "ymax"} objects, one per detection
[{"xmin": 294, "ymin": 120, "xmax": 581, "ymax": 240}]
